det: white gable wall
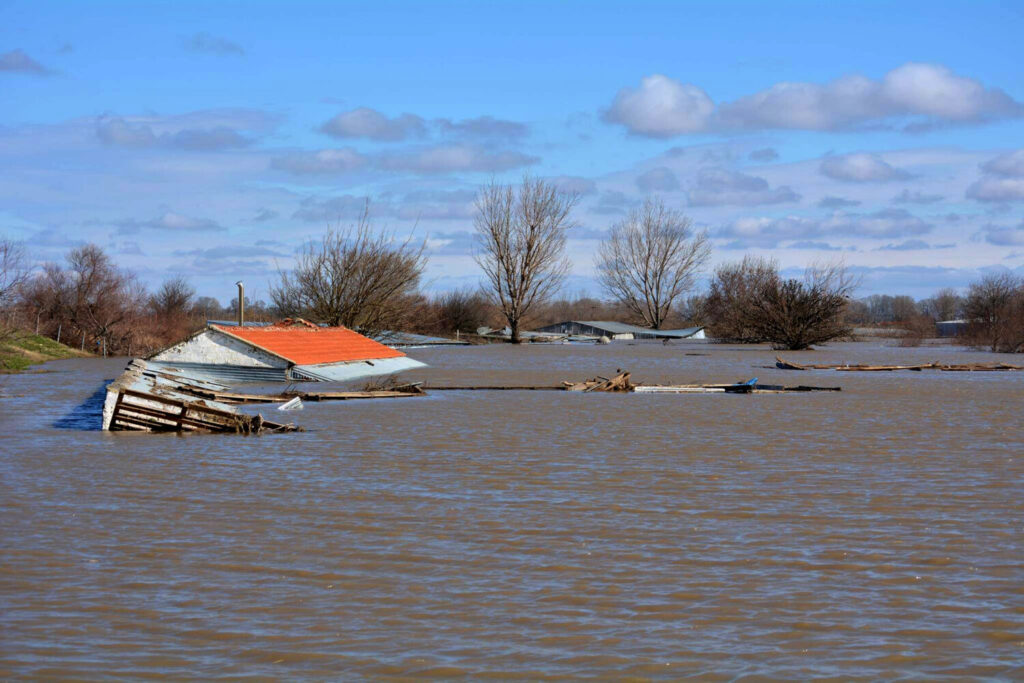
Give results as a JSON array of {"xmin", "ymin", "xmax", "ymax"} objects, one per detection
[{"xmin": 150, "ymin": 329, "xmax": 289, "ymax": 368}]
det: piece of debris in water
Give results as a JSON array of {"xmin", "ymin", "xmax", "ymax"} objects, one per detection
[
  {"xmin": 775, "ymin": 356, "xmax": 1023, "ymax": 372},
  {"xmin": 277, "ymin": 396, "xmax": 303, "ymax": 411},
  {"xmin": 103, "ymin": 360, "xmax": 300, "ymax": 434}
]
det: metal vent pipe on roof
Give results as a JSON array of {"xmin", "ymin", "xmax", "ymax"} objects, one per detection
[{"xmin": 236, "ymin": 281, "xmax": 244, "ymax": 327}]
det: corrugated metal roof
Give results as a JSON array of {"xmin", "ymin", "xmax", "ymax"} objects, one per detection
[
  {"xmin": 212, "ymin": 320, "xmax": 406, "ymax": 365},
  {"xmin": 145, "ymin": 360, "xmax": 290, "ymax": 384},
  {"xmin": 373, "ymin": 331, "xmax": 470, "ymax": 347},
  {"xmin": 207, "ymin": 320, "xmax": 274, "ymax": 327},
  {"xmin": 651, "ymin": 326, "xmax": 705, "ymax": 338},
  {"xmin": 291, "ymin": 356, "xmax": 426, "ymax": 382}
]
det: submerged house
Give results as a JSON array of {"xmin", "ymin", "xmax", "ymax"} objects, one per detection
[
  {"xmin": 532, "ymin": 320, "xmax": 705, "ymax": 340},
  {"xmin": 148, "ymin": 318, "xmax": 425, "ymax": 383}
]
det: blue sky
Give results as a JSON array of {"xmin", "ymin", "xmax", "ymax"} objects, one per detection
[{"xmin": 3, "ymin": 0, "xmax": 1023, "ymax": 301}]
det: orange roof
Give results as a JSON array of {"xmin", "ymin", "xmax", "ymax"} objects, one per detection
[{"xmin": 211, "ymin": 320, "xmax": 405, "ymax": 365}]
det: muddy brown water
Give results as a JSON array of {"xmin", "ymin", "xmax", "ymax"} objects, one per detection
[{"xmin": 1, "ymin": 341, "xmax": 1022, "ymax": 679}]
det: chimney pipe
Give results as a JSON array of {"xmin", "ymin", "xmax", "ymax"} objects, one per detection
[{"xmin": 236, "ymin": 281, "xmax": 244, "ymax": 327}]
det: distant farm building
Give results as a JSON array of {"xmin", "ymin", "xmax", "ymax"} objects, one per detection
[
  {"xmin": 532, "ymin": 320, "xmax": 705, "ymax": 340},
  {"xmin": 148, "ymin": 318, "xmax": 425, "ymax": 382},
  {"xmin": 935, "ymin": 320, "xmax": 968, "ymax": 338}
]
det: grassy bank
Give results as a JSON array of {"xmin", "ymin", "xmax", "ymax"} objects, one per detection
[{"xmin": 0, "ymin": 331, "xmax": 92, "ymax": 372}]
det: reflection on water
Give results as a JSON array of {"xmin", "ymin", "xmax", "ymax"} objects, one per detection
[{"xmin": 1, "ymin": 343, "xmax": 1022, "ymax": 678}]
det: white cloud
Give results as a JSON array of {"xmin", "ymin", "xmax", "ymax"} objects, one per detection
[
  {"xmin": 116, "ymin": 211, "xmax": 227, "ymax": 234},
  {"xmin": 270, "ymin": 148, "xmax": 368, "ymax": 174},
  {"xmin": 183, "ymin": 32, "xmax": 244, "ymax": 56},
  {"xmin": 96, "ymin": 116, "xmax": 158, "ymax": 147},
  {"xmin": 818, "ymin": 196, "xmax": 861, "ymax": 209},
  {"xmin": 548, "ymin": 175, "xmax": 597, "ymax": 195},
  {"xmin": 880, "ymin": 63, "xmax": 1018, "ymax": 123},
  {"xmin": 980, "ymin": 149, "xmax": 1024, "ymax": 178},
  {"xmin": 715, "ymin": 208, "xmax": 931, "ymax": 247},
  {"xmin": 0, "ymin": 49, "xmax": 52, "ymax": 75},
  {"xmin": 437, "ymin": 116, "xmax": 529, "ymax": 140},
  {"xmin": 292, "ymin": 195, "xmax": 372, "ymax": 222},
  {"xmin": 688, "ymin": 168, "xmax": 799, "ymax": 206},
  {"xmin": 966, "ymin": 149, "xmax": 1024, "ymax": 202},
  {"xmin": 635, "ymin": 167, "xmax": 680, "ymax": 192},
  {"xmin": 603, "ymin": 63, "xmax": 1023, "ymax": 137},
  {"xmin": 820, "ymin": 153, "xmax": 911, "ymax": 182},
  {"xmin": 320, "ymin": 107, "xmax": 426, "ymax": 141},
  {"xmin": 966, "ymin": 177, "xmax": 1024, "ymax": 202},
  {"xmin": 876, "ymin": 239, "xmax": 952, "ymax": 251},
  {"xmin": 95, "ymin": 111, "xmax": 267, "ymax": 150},
  {"xmin": 977, "ymin": 220, "xmax": 1024, "ymax": 245},
  {"xmin": 602, "ymin": 74, "xmax": 715, "ymax": 137},
  {"xmin": 892, "ymin": 189, "xmax": 943, "ymax": 204},
  {"xmin": 749, "ymin": 148, "xmax": 779, "ymax": 162},
  {"xmin": 377, "ymin": 144, "xmax": 538, "ymax": 174}
]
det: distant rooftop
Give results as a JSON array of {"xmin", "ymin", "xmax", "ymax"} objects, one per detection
[
  {"xmin": 533, "ymin": 320, "xmax": 705, "ymax": 339},
  {"xmin": 207, "ymin": 320, "xmax": 273, "ymax": 327}
]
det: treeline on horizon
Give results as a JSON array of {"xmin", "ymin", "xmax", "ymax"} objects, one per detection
[{"xmin": 2, "ymin": 181, "xmax": 1023, "ymax": 356}]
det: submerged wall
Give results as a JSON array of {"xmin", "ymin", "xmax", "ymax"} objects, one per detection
[{"xmin": 151, "ymin": 329, "xmax": 288, "ymax": 368}]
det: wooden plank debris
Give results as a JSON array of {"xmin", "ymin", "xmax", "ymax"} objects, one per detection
[
  {"xmin": 108, "ymin": 388, "xmax": 297, "ymax": 434},
  {"xmin": 104, "ymin": 360, "xmax": 300, "ymax": 434},
  {"xmin": 776, "ymin": 356, "xmax": 1023, "ymax": 372},
  {"xmin": 429, "ymin": 371, "xmax": 839, "ymax": 394}
]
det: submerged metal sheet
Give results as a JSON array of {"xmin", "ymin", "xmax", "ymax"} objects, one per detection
[
  {"xmin": 206, "ymin": 320, "xmax": 274, "ymax": 327},
  {"xmin": 533, "ymin": 320, "xmax": 705, "ymax": 339},
  {"xmin": 291, "ymin": 356, "xmax": 427, "ymax": 382},
  {"xmin": 373, "ymin": 331, "xmax": 470, "ymax": 348}
]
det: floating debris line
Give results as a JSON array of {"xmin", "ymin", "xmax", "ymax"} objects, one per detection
[
  {"xmin": 102, "ymin": 364, "xmax": 840, "ymax": 435},
  {"xmin": 426, "ymin": 371, "xmax": 840, "ymax": 394},
  {"xmin": 775, "ymin": 356, "xmax": 1023, "ymax": 372}
]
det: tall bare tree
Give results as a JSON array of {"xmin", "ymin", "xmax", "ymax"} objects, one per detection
[
  {"xmin": 474, "ymin": 176, "xmax": 578, "ymax": 343},
  {"xmin": 66, "ymin": 244, "xmax": 136, "ymax": 353},
  {"xmin": 596, "ymin": 198, "xmax": 710, "ymax": 329},
  {"xmin": 0, "ymin": 239, "xmax": 30, "ymax": 341},
  {"xmin": 270, "ymin": 205, "xmax": 426, "ymax": 333}
]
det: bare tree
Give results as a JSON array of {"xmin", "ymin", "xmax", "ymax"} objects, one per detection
[
  {"xmin": 706, "ymin": 258, "xmax": 856, "ymax": 349},
  {"xmin": 150, "ymin": 276, "xmax": 195, "ymax": 319},
  {"xmin": 704, "ymin": 256, "xmax": 781, "ymax": 342},
  {"xmin": 596, "ymin": 198, "xmax": 710, "ymax": 329},
  {"xmin": 962, "ymin": 273, "xmax": 1024, "ymax": 353},
  {"xmin": 919, "ymin": 287, "xmax": 963, "ymax": 322},
  {"xmin": 270, "ymin": 205, "xmax": 426, "ymax": 333},
  {"xmin": 66, "ymin": 244, "xmax": 136, "ymax": 354},
  {"xmin": 474, "ymin": 175, "xmax": 578, "ymax": 343},
  {"xmin": 435, "ymin": 288, "xmax": 492, "ymax": 334},
  {"xmin": 743, "ymin": 263, "xmax": 857, "ymax": 350},
  {"xmin": 0, "ymin": 239, "xmax": 30, "ymax": 341}
]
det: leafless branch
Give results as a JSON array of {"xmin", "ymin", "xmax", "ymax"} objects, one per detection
[
  {"xmin": 596, "ymin": 197, "xmax": 710, "ymax": 329},
  {"xmin": 474, "ymin": 175, "xmax": 578, "ymax": 342}
]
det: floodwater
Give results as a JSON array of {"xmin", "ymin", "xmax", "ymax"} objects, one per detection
[{"xmin": 1, "ymin": 341, "xmax": 1022, "ymax": 679}]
